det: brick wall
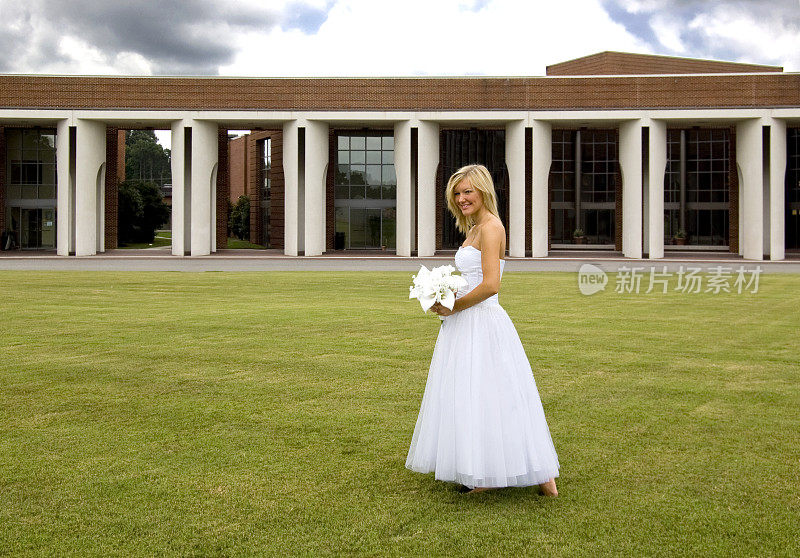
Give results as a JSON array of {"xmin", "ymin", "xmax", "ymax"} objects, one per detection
[
  {"xmin": 1, "ymin": 73, "xmax": 798, "ymax": 112},
  {"xmin": 729, "ymin": 128, "xmax": 739, "ymax": 253},
  {"xmin": 525, "ymin": 127, "xmax": 532, "ymax": 255},
  {"xmin": 547, "ymin": 51, "xmax": 782, "ymax": 76},
  {"xmin": 615, "ymin": 132, "xmax": 623, "ymax": 252},
  {"xmin": 326, "ymin": 129, "xmax": 335, "ymax": 251},
  {"xmin": 268, "ymin": 131, "xmax": 284, "ymax": 249},
  {"xmin": 240, "ymin": 129, "xmax": 283, "ymax": 248},
  {"xmin": 116, "ymin": 129, "xmax": 126, "ymax": 182},
  {"xmin": 0, "ymin": 127, "xmax": 5, "ymax": 238},
  {"xmin": 217, "ymin": 127, "xmax": 229, "ymax": 249},
  {"xmin": 228, "ymin": 135, "xmax": 247, "ymax": 203},
  {"xmin": 104, "ymin": 127, "xmax": 119, "ymax": 249}
]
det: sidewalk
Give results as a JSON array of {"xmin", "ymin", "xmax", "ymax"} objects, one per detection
[{"xmin": 2, "ymin": 248, "xmax": 799, "ymax": 273}]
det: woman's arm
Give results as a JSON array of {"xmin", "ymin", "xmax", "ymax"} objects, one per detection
[{"xmin": 432, "ymin": 223, "xmax": 503, "ymax": 316}]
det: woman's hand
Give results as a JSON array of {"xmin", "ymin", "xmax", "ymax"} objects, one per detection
[{"xmin": 430, "ymin": 302, "xmax": 455, "ymax": 317}]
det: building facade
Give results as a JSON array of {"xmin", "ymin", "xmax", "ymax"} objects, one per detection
[{"xmin": 1, "ymin": 52, "xmax": 799, "ymax": 259}]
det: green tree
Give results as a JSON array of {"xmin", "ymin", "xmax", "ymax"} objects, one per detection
[
  {"xmin": 125, "ymin": 130, "xmax": 171, "ymax": 186},
  {"xmin": 118, "ymin": 180, "xmax": 170, "ymax": 244},
  {"xmin": 229, "ymin": 195, "xmax": 250, "ymax": 241}
]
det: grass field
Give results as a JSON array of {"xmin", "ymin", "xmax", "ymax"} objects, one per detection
[{"xmin": 1, "ymin": 271, "xmax": 798, "ymax": 556}]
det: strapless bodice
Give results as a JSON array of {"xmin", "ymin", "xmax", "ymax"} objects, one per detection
[{"xmin": 454, "ymin": 245, "xmax": 505, "ymax": 305}]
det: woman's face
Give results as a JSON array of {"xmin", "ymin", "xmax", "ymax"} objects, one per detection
[{"xmin": 453, "ymin": 178, "xmax": 483, "ymax": 218}]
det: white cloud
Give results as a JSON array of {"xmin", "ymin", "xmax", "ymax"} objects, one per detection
[
  {"xmin": 220, "ymin": 0, "xmax": 651, "ymax": 77},
  {"xmin": 690, "ymin": 8, "xmax": 800, "ymax": 70},
  {"xmin": 649, "ymin": 14, "xmax": 686, "ymax": 53}
]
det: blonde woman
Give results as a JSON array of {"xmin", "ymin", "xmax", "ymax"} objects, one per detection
[{"xmin": 405, "ymin": 164, "xmax": 559, "ymax": 496}]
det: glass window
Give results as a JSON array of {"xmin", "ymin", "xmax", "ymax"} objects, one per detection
[
  {"xmin": 664, "ymin": 128, "xmax": 730, "ymax": 246},
  {"xmin": 333, "ymin": 132, "xmax": 396, "ymax": 249},
  {"xmin": 5, "ymin": 128, "xmax": 57, "ymax": 201}
]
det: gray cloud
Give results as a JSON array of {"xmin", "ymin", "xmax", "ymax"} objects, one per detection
[
  {"xmin": 602, "ymin": 0, "xmax": 800, "ymax": 68},
  {"xmin": 0, "ymin": 0, "xmax": 289, "ymax": 75}
]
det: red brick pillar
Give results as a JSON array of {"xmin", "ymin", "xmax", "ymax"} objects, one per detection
[
  {"xmin": 729, "ymin": 126, "xmax": 739, "ymax": 253},
  {"xmin": 216, "ymin": 127, "xmax": 230, "ymax": 250},
  {"xmin": 104, "ymin": 127, "xmax": 120, "ymax": 249},
  {"xmin": 0, "ymin": 127, "xmax": 6, "ymax": 237}
]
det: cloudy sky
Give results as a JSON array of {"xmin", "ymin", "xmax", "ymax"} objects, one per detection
[{"xmin": 1, "ymin": 0, "xmax": 798, "ymax": 78}]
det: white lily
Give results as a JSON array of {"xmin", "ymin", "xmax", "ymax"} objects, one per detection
[{"xmin": 408, "ymin": 264, "xmax": 467, "ymax": 313}]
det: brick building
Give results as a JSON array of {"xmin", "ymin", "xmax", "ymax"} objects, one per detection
[{"xmin": 1, "ymin": 51, "xmax": 798, "ymax": 259}]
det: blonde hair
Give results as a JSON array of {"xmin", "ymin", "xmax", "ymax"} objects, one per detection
[{"xmin": 445, "ymin": 164, "xmax": 501, "ymax": 234}]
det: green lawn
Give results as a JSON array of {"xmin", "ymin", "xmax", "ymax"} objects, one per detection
[
  {"xmin": 1, "ymin": 271, "xmax": 798, "ymax": 556},
  {"xmin": 118, "ymin": 230, "xmax": 172, "ymax": 249},
  {"xmin": 226, "ymin": 237, "xmax": 267, "ymax": 249}
]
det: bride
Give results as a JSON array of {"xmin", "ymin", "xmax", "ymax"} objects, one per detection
[{"xmin": 405, "ymin": 164, "xmax": 559, "ymax": 496}]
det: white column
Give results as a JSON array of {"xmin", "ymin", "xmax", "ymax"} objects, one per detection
[
  {"xmin": 170, "ymin": 120, "xmax": 191, "ymax": 256},
  {"xmin": 394, "ymin": 121, "xmax": 413, "ymax": 257},
  {"xmin": 417, "ymin": 121, "xmax": 439, "ymax": 257},
  {"xmin": 531, "ymin": 120, "xmax": 551, "ymax": 257},
  {"xmin": 283, "ymin": 121, "xmax": 299, "ymax": 256},
  {"xmin": 736, "ymin": 118, "xmax": 764, "ymax": 260},
  {"xmin": 506, "ymin": 120, "xmax": 526, "ymax": 258},
  {"xmin": 769, "ymin": 119, "xmax": 787, "ymax": 260},
  {"xmin": 75, "ymin": 119, "xmax": 106, "ymax": 256},
  {"xmin": 303, "ymin": 120, "xmax": 329, "ymax": 256},
  {"xmin": 190, "ymin": 119, "xmax": 218, "ymax": 256},
  {"xmin": 56, "ymin": 119, "xmax": 75, "ymax": 256},
  {"xmin": 619, "ymin": 119, "xmax": 643, "ymax": 259},
  {"xmin": 648, "ymin": 120, "xmax": 667, "ymax": 259}
]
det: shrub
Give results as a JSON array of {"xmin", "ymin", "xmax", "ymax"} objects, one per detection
[
  {"xmin": 118, "ymin": 180, "xmax": 170, "ymax": 244},
  {"xmin": 229, "ymin": 195, "xmax": 250, "ymax": 241}
]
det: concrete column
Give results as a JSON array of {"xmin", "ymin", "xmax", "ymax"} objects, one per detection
[
  {"xmin": 648, "ymin": 120, "xmax": 667, "ymax": 259},
  {"xmin": 506, "ymin": 120, "xmax": 526, "ymax": 258},
  {"xmin": 303, "ymin": 120, "xmax": 329, "ymax": 256},
  {"xmin": 170, "ymin": 120, "xmax": 191, "ymax": 256},
  {"xmin": 56, "ymin": 119, "xmax": 75, "ymax": 256},
  {"xmin": 736, "ymin": 118, "xmax": 764, "ymax": 260},
  {"xmin": 417, "ymin": 121, "xmax": 439, "ymax": 257},
  {"xmin": 619, "ymin": 119, "xmax": 643, "ymax": 259},
  {"xmin": 190, "ymin": 120, "xmax": 218, "ymax": 256},
  {"xmin": 283, "ymin": 121, "xmax": 299, "ymax": 256},
  {"xmin": 394, "ymin": 121, "xmax": 412, "ymax": 257},
  {"xmin": 531, "ymin": 120, "xmax": 551, "ymax": 257},
  {"xmin": 769, "ymin": 119, "xmax": 787, "ymax": 260},
  {"xmin": 75, "ymin": 119, "xmax": 106, "ymax": 256}
]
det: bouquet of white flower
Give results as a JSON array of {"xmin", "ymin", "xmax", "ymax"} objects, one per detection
[{"xmin": 408, "ymin": 265, "xmax": 468, "ymax": 313}]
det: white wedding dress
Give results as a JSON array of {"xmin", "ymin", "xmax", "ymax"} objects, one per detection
[{"xmin": 406, "ymin": 245, "xmax": 560, "ymax": 488}]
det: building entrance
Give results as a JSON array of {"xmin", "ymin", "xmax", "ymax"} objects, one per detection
[
  {"xmin": 439, "ymin": 129, "xmax": 508, "ymax": 250},
  {"xmin": 664, "ymin": 129, "xmax": 731, "ymax": 247},
  {"xmin": 333, "ymin": 132, "xmax": 396, "ymax": 250},
  {"xmin": 7, "ymin": 207, "xmax": 56, "ymax": 249},
  {"xmin": 550, "ymin": 129, "xmax": 618, "ymax": 246}
]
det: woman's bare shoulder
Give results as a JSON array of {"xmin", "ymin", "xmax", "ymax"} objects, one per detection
[{"xmin": 480, "ymin": 217, "xmax": 505, "ymax": 237}]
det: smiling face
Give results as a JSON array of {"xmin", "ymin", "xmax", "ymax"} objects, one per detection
[{"xmin": 453, "ymin": 178, "xmax": 484, "ymax": 218}]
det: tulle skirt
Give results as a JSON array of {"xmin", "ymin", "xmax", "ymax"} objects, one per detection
[{"xmin": 405, "ymin": 298, "xmax": 560, "ymax": 488}]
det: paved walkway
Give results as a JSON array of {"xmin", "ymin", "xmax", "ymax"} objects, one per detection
[{"xmin": 2, "ymin": 248, "xmax": 799, "ymax": 273}]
